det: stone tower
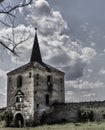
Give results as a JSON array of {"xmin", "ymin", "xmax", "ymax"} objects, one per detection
[{"xmin": 7, "ymin": 28, "xmax": 65, "ymax": 126}]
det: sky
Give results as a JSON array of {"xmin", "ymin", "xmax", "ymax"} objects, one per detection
[{"xmin": 0, "ymin": 0, "xmax": 105, "ymax": 108}]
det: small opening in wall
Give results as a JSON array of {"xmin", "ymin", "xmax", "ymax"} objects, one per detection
[
  {"xmin": 37, "ymin": 104, "xmax": 39, "ymax": 109},
  {"xmin": 36, "ymin": 81, "xmax": 39, "ymax": 86},
  {"xmin": 9, "ymin": 77, "xmax": 11, "ymax": 82},
  {"xmin": 17, "ymin": 75, "xmax": 22, "ymax": 88},
  {"xmin": 60, "ymin": 78, "xmax": 63, "ymax": 84},
  {"xmin": 35, "ymin": 91, "xmax": 37, "ymax": 94},
  {"xmin": 16, "ymin": 95, "xmax": 23, "ymax": 103},
  {"xmin": 45, "ymin": 94, "xmax": 49, "ymax": 106},
  {"xmin": 29, "ymin": 72, "xmax": 31, "ymax": 78},
  {"xmin": 20, "ymin": 96, "xmax": 23, "ymax": 102},
  {"xmin": 36, "ymin": 74, "xmax": 39, "ymax": 79},
  {"xmin": 16, "ymin": 97, "xmax": 19, "ymax": 102},
  {"xmin": 47, "ymin": 75, "xmax": 53, "ymax": 92}
]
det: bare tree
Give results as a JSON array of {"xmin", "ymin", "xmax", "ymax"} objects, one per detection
[{"xmin": 0, "ymin": 0, "xmax": 33, "ymax": 56}]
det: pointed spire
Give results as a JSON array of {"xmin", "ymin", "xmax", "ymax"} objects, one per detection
[{"xmin": 30, "ymin": 28, "xmax": 42, "ymax": 63}]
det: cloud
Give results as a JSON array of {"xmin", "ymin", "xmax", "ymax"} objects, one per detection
[
  {"xmin": 0, "ymin": 69, "xmax": 7, "ymax": 108},
  {"xmin": 66, "ymin": 80, "xmax": 104, "ymax": 91},
  {"xmin": 80, "ymin": 22, "xmax": 88, "ymax": 32},
  {"xmin": 0, "ymin": 69, "xmax": 6, "ymax": 77},
  {"xmin": 26, "ymin": 0, "xmax": 68, "ymax": 35},
  {"xmin": 81, "ymin": 47, "xmax": 96, "ymax": 63},
  {"xmin": 87, "ymin": 69, "xmax": 93, "ymax": 73},
  {"xmin": 91, "ymin": 42, "xmax": 96, "ymax": 47},
  {"xmin": 65, "ymin": 91, "xmax": 96, "ymax": 102},
  {"xmin": 99, "ymin": 68, "xmax": 105, "ymax": 75},
  {"xmin": 0, "ymin": 92, "xmax": 6, "ymax": 108},
  {"xmin": 65, "ymin": 79, "xmax": 104, "ymax": 102},
  {"xmin": 0, "ymin": 0, "xmax": 98, "ymax": 107},
  {"xmin": 0, "ymin": 0, "xmax": 96, "ymax": 81},
  {"xmin": 84, "ymin": 93, "xmax": 96, "ymax": 97},
  {"xmin": 65, "ymin": 91, "xmax": 74, "ymax": 102}
]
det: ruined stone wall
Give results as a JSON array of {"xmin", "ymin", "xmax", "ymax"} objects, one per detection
[{"xmin": 42, "ymin": 102, "xmax": 105, "ymax": 123}]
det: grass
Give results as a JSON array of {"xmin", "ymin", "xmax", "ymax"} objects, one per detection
[{"xmin": 1, "ymin": 122, "xmax": 105, "ymax": 130}]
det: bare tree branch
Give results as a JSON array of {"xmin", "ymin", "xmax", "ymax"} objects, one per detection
[
  {"xmin": 13, "ymin": 33, "xmax": 31, "ymax": 51},
  {"xmin": 0, "ymin": 0, "xmax": 33, "ymax": 56},
  {"xmin": 0, "ymin": 19, "xmax": 12, "ymax": 27},
  {"xmin": 0, "ymin": 41, "xmax": 17, "ymax": 55},
  {"xmin": 0, "ymin": 0, "xmax": 33, "ymax": 14},
  {"xmin": 0, "ymin": 0, "xmax": 5, "ymax": 3}
]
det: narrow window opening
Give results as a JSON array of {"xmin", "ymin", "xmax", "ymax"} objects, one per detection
[
  {"xmin": 16, "ymin": 97, "xmax": 19, "ymax": 102},
  {"xmin": 17, "ymin": 75, "xmax": 22, "ymax": 88},
  {"xmin": 36, "ymin": 74, "xmax": 39, "ymax": 79},
  {"xmin": 61, "ymin": 89, "xmax": 63, "ymax": 92},
  {"xmin": 9, "ymin": 77, "xmax": 11, "ymax": 82},
  {"xmin": 60, "ymin": 78, "xmax": 63, "ymax": 84},
  {"xmin": 45, "ymin": 95, "xmax": 49, "ymax": 106},
  {"xmin": 47, "ymin": 75, "xmax": 53, "ymax": 92},
  {"xmin": 20, "ymin": 96, "xmax": 23, "ymax": 102},
  {"xmin": 37, "ymin": 104, "xmax": 39, "ymax": 109}
]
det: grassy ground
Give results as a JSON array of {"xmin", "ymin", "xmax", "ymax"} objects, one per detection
[{"xmin": 1, "ymin": 122, "xmax": 105, "ymax": 130}]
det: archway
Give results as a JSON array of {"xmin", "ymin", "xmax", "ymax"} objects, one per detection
[{"xmin": 14, "ymin": 113, "xmax": 24, "ymax": 127}]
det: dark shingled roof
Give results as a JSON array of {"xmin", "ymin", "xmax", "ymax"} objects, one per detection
[{"xmin": 30, "ymin": 28, "xmax": 42, "ymax": 63}]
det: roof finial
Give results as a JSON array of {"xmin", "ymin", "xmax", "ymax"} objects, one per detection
[{"xmin": 35, "ymin": 27, "xmax": 37, "ymax": 34}]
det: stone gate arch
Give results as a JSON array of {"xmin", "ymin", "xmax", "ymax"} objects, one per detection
[{"xmin": 14, "ymin": 113, "xmax": 24, "ymax": 127}]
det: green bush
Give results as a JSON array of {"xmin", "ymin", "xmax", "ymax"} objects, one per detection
[
  {"xmin": 4, "ymin": 111, "xmax": 13, "ymax": 127},
  {"xmin": 0, "ymin": 112, "xmax": 5, "ymax": 121},
  {"xmin": 78, "ymin": 109, "xmax": 94, "ymax": 122}
]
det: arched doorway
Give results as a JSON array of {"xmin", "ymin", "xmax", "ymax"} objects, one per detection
[{"xmin": 14, "ymin": 113, "xmax": 24, "ymax": 127}]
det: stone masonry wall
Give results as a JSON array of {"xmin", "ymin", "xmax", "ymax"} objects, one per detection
[
  {"xmin": 33, "ymin": 64, "xmax": 65, "ymax": 113},
  {"xmin": 7, "ymin": 68, "xmax": 35, "ymax": 120},
  {"xmin": 41, "ymin": 101, "xmax": 105, "ymax": 124}
]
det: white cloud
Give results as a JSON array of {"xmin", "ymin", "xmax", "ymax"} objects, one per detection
[
  {"xmin": 80, "ymin": 22, "xmax": 88, "ymax": 32},
  {"xmin": 66, "ymin": 80, "xmax": 104, "ymax": 90},
  {"xmin": 99, "ymin": 68, "xmax": 105, "ymax": 75},
  {"xmin": 0, "ymin": 69, "xmax": 7, "ymax": 108},
  {"xmin": 91, "ymin": 42, "xmax": 96, "ymax": 47},
  {"xmin": 65, "ymin": 80, "xmax": 104, "ymax": 102},
  {"xmin": 81, "ymin": 47, "xmax": 96, "ymax": 63},
  {"xmin": 65, "ymin": 91, "xmax": 74, "ymax": 102},
  {"xmin": 0, "ymin": 69, "xmax": 6, "ymax": 77},
  {"xmin": 84, "ymin": 93, "xmax": 96, "ymax": 97},
  {"xmin": 87, "ymin": 69, "xmax": 93, "ymax": 73}
]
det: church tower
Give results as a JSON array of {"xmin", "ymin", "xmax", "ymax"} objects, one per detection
[{"xmin": 7, "ymin": 28, "xmax": 65, "ymax": 127}]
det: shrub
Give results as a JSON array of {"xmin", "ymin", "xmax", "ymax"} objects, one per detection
[
  {"xmin": 0, "ymin": 112, "xmax": 5, "ymax": 121},
  {"xmin": 4, "ymin": 111, "xmax": 13, "ymax": 127},
  {"xmin": 78, "ymin": 109, "xmax": 94, "ymax": 122}
]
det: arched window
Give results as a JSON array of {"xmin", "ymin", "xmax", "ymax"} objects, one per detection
[{"xmin": 17, "ymin": 75, "xmax": 22, "ymax": 88}]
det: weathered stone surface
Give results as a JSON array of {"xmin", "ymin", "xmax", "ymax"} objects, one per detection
[{"xmin": 7, "ymin": 61, "xmax": 65, "ymax": 126}]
